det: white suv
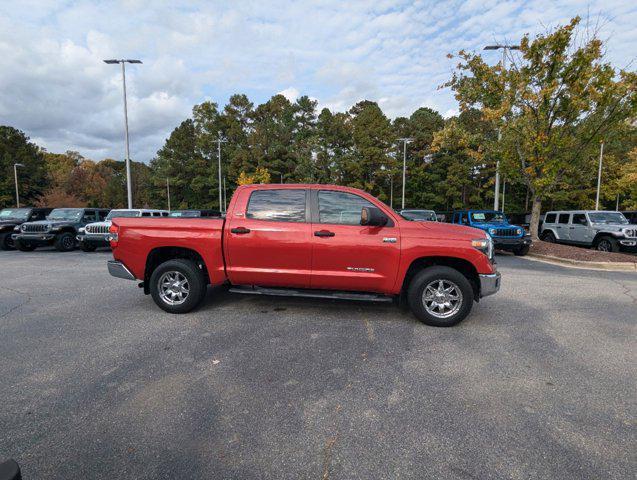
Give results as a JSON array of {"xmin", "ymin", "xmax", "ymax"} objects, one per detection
[{"xmin": 541, "ymin": 210, "xmax": 637, "ymax": 252}]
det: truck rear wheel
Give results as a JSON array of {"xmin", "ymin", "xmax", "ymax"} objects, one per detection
[
  {"xmin": 407, "ymin": 266, "xmax": 473, "ymax": 327},
  {"xmin": 149, "ymin": 259, "xmax": 207, "ymax": 313}
]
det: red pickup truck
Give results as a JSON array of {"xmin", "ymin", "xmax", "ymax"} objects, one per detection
[{"xmin": 107, "ymin": 184, "xmax": 500, "ymax": 326}]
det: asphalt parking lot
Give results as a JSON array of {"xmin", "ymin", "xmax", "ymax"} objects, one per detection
[{"xmin": 0, "ymin": 249, "xmax": 635, "ymax": 479}]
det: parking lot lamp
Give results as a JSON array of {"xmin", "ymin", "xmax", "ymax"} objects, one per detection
[
  {"xmin": 216, "ymin": 131, "xmax": 227, "ymax": 212},
  {"xmin": 103, "ymin": 59, "xmax": 142, "ymax": 209},
  {"xmin": 13, "ymin": 163, "xmax": 24, "ymax": 207},
  {"xmin": 595, "ymin": 141, "xmax": 604, "ymax": 210},
  {"xmin": 483, "ymin": 44, "xmax": 520, "ymax": 211},
  {"xmin": 398, "ymin": 138, "xmax": 413, "ymax": 209},
  {"xmin": 166, "ymin": 178, "xmax": 171, "ymax": 211}
]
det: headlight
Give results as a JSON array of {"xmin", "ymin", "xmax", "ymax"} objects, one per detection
[
  {"xmin": 472, "ymin": 237, "xmax": 494, "ymax": 260},
  {"xmin": 489, "ymin": 228, "xmax": 496, "ymax": 235},
  {"xmin": 14, "ymin": 226, "xmax": 20, "ymax": 231},
  {"xmin": 516, "ymin": 228, "xmax": 522, "ymax": 235},
  {"xmin": 622, "ymin": 228, "xmax": 636, "ymax": 238},
  {"xmin": 50, "ymin": 226, "xmax": 60, "ymax": 232},
  {"xmin": 79, "ymin": 227, "xmax": 85, "ymax": 234}
]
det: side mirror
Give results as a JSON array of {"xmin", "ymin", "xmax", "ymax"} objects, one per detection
[{"xmin": 361, "ymin": 206, "xmax": 389, "ymax": 227}]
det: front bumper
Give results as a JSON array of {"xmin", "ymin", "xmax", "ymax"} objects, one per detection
[
  {"xmin": 12, "ymin": 233, "xmax": 56, "ymax": 245},
  {"xmin": 479, "ymin": 272, "xmax": 501, "ymax": 298},
  {"xmin": 492, "ymin": 235, "xmax": 532, "ymax": 249},
  {"xmin": 107, "ymin": 260, "xmax": 136, "ymax": 280},
  {"xmin": 77, "ymin": 234, "xmax": 110, "ymax": 247}
]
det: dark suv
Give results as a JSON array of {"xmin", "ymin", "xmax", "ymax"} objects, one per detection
[
  {"xmin": 0, "ymin": 208, "xmax": 53, "ymax": 250},
  {"xmin": 13, "ymin": 208, "xmax": 110, "ymax": 252}
]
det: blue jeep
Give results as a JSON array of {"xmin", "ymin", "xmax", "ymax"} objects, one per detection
[{"xmin": 452, "ymin": 210, "xmax": 532, "ymax": 256}]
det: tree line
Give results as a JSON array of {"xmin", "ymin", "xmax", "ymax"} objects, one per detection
[{"xmin": 1, "ymin": 17, "xmax": 635, "ymax": 237}]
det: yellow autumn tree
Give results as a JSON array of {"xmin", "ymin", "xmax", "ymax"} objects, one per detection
[{"xmin": 237, "ymin": 167, "xmax": 271, "ymax": 185}]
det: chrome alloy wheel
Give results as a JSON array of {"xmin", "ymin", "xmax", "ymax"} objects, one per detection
[
  {"xmin": 422, "ymin": 279, "xmax": 463, "ymax": 319},
  {"xmin": 158, "ymin": 271, "xmax": 190, "ymax": 305}
]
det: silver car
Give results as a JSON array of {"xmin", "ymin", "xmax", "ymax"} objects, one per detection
[{"xmin": 540, "ymin": 210, "xmax": 637, "ymax": 252}]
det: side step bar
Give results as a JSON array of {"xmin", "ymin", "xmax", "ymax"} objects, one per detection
[{"xmin": 228, "ymin": 285, "xmax": 394, "ymax": 303}]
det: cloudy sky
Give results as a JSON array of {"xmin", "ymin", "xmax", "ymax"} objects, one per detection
[{"xmin": 0, "ymin": 0, "xmax": 635, "ymax": 163}]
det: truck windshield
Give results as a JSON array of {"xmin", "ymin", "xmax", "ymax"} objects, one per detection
[
  {"xmin": 47, "ymin": 209, "xmax": 83, "ymax": 221},
  {"xmin": 0, "ymin": 208, "xmax": 31, "ymax": 220},
  {"xmin": 588, "ymin": 212, "xmax": 628, "ymax": 224},
  {"xmin": 106, "ymin": 210, "xmax": 140, "ymax": 220},
  {"xmin": 471, "ymin": 212, "xmax": 506, "ymax": 223},
  {"xmin": 400, "ymin": 210, "xmax": 436, "ymax": 221}
]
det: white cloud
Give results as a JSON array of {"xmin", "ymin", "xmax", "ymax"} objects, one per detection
[
  {"xmin": 277, "ymin": 87, "xmax": 300, "ymax": 102},
  {"xmin": 0, "ymin": 0, "xmax": 635, "ymax": 162}
]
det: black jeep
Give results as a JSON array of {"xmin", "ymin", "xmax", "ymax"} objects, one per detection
[
  {"xmin": 12, "ymin": 208, "xmax": 110, "ymax": 252},
  {"xmin": 0, "ymin": 207, "xmax": 53, "ymax": 250}
]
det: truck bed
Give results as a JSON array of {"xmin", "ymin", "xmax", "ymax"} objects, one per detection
[{"xmin": 111, "ymin": 217, "xmax": 226, "ymax": 283}]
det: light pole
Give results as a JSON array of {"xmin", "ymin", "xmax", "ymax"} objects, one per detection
[
  {"xmin": 13, "ymin": 163, "xmax": 24, "ymax": 207},
  {"xmin": 166, "ymin": 177, "xmax": 171, "ymax": 211},
  {"xmin": 216, "ymin": 131, "xmax": 227, "ymax": 212},
  {"xmin": 398, "ymin": 138, "xmax": 413, "ymax": 209},
  {"xmin": 104, "ymin": 59, "xmax": 142, "ymax": 209},
  {"xmin": 595, "ymin": 141, "xmax": 604, "ymax": 210},
  {"xmin": 484, "ymin": 44, "xmax": 520, "ymax": 211}
]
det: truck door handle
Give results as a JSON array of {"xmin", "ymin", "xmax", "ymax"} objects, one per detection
[
  {"xmin": 314, "ymin": 230, "xmax": 335, "ymax": 237},
  {"xmin": 230, "ymin": 227, "xmax": 251, "ymax": 234},
  {"xmin": 569, "ymin": 227, "xmax": 575, "ymax": 229}
]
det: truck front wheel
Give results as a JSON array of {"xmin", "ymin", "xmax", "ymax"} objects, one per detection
[
  {"xmin": 514, "ymin": 245, "xmax": 530, "ymax": 256},
  {"xmin": 149, "ymin": 259, "xmax": 207, "ymax": 313},
  {"xmin": 407, "ymin": 266, "xmax": 474, "ymax": 327}
]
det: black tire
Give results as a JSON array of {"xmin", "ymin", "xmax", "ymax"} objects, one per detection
[
  {"xmin": 54, "ymin": 232, "xmax": 76, "ymax": 252},
  {"xmin": 514, "ymin": 245, "xmax": 530, "ymax": 256},
  {"xmin": 149, "ymin": 259, "xmax": 207, "ymax": 314},
  {"xmin": 15, "ymin": 238, "xmax": 36, "ymax": 252},
  {"xmin": 0, "ymin": 232, "xmax": 15, "ymax": 251},
  {"xmin": 407, "ymin": 266, "xmax": 474, "ymax": 327},
  {"xmin": 80, "ymin": 243, "xmax": 97, "ymax": 252},
  {"xmin": 541, "ymin": 231, "xmax": 556, "ymax": 243},
  {"xmin": 595, "ymin": 236, "xmax": 619, "ymax": 253}
]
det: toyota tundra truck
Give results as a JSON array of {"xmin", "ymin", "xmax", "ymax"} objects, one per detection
[{"xmin": 107, "ymin": 184, "xmax": 500, "ymax": 327}]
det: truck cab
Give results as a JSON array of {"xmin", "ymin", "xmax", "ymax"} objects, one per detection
[{"xmin": 452, "ymin": 210, "xmax": 531, "ymax": 256}]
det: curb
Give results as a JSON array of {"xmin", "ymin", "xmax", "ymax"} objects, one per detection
[{"xmin": 525, "ymin": 253, "xmax": 637, "ymax": 272}]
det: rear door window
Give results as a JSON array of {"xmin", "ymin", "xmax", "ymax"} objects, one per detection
[
  {"xmin": 246, "ymin": 189, "xmax": 307, "ymax": 222},
  {"xmin": 558, "ymin": 213, "xmax": 570, "ymax": 224}
]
